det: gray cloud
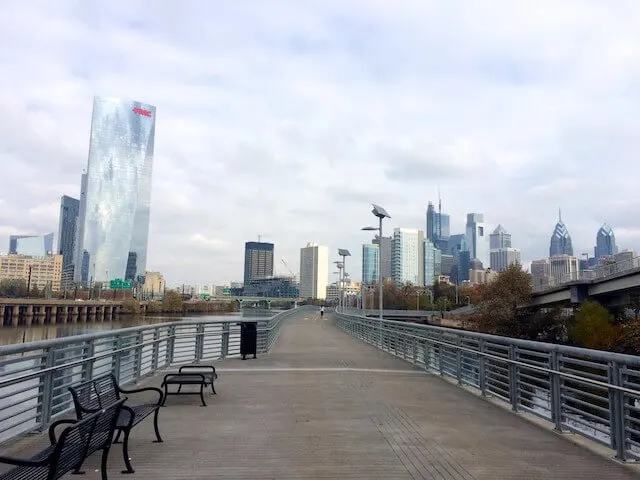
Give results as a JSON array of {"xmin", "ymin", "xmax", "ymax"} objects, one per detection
[{"xmin": 2, "ymin": 1, "xmax": 640, "ymax": 283}]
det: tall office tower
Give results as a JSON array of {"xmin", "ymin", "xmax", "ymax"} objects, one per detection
[
  {"xmin": 391, "ymin": 228, "xmax": 425, "ymax": 286},
  {"xmin": 531, "ymin": 259, "xmax": 551, "ymax": 288},
  {"xmin": 243, "ymin": 241, "xmax": 274, "ymax": 285},
  {"xmin": 466, "ymin": 213, "xmax": 488, "ymax": 267},
  {"xmin": 549, "ymin": 209, "xmax": 573, "ymax": 257},
  {"xmin": 426, "ymin": 201, "xmax": 450, "ymax": 251},
  {"xmin": 489, "ymin": 225, "xmax": 512, "ymax": 249},
  {"xmin": 9, "ymin": 233, "xmax": 54, "ymax": 257},
  {"xmin": 74, "ymin": 97, "xmax": 156, "ymax": 284},
  {"xmin": 489, "ymin": 225, "xmax": 520, "ymax": 272},
  {"xmin": 361, "ymin": 244, "xmax": 379, "ymax": 284},
  {"xmin": 372, "ymin": 235, "xmax": 392, "ymax": 280},
  {"xmin": 299, "ymin": 242, "xmax": 329, "ymax": 300},
  {"xmin": 594, "ymin": 224, "xmax": 617, "ymax": 260},
  {"xmin": 424, "ymin": 239, "xmax": 437, "ymax": 286},
  {"xmin": 57, "ymin": 196, "xmax": 79, "ymax": 267},
  {"xmin": 549, "ymin": 254, "xmax": 580, "ymax": 284}
]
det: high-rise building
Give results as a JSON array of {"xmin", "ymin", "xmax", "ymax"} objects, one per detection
[
  {"xmin": 361, "ymin": 244, "xmax": 379, "ymax": 284},
  {"xmin": 489, "ymin": 225, "xmax": 520, "ymax": 272},
  {"xmin": 391, "ymin": 228, "xmax": 424, "ymax": 286},
  {"xmin": 549, "ymin": 209, "xmax": 573, "ymax": 257},
  {"xmin": 243, "ymin": 242, "xmax": 274, "ymax": 285},
  {"xmin": 73, "ymin": 97, "xmax": 156, "ymax": 285},
  {"xmin": 490, "ymin": 248, "xmax": 522, "ymax": 272},
  {"xmin": 531, "ymin": 259, "xmax": 550, "ymax": 288},
  {"xmin": 426, "ymin": 201, "xmax": 450, "ymax": 250},
  {"xmin": 57, "ymin": 196, "xmax": 79, "ymax": 268},
  {"xmin": 594, "ymin": 224, "xmax": 617, "ymax": 260},
  {"xmin": 466, "ymin": 213, "xmax": 488, "ymax": 267},
  {"xmin": 299, "ymin": 242, "xmax": 329, "ymax": 300},
  {"xmin": 549, "ymin": 254, "xmax": 579, "ymax": 284},
  {"xmin": 372, "ymin": 235, "xmax": 392, "ymax": 280},
  {"xmin": 424, "ymin": 239, "xmax": 437, "ymax": 286},
  {"xmin": 489, "ymin": 225, "xmax": 512, "ymax": 249},
  {"xmin": 446, "ymin": 234, "xmax": 468, "ymax": 256},
  {"xmin": 9, "ymin": 233, "xmax": 54, "ymax": 258}
]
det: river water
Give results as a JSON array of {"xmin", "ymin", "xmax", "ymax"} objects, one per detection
[{"xmin": 0, "ymin": 309, "xmax": 272, "ymax": 346}]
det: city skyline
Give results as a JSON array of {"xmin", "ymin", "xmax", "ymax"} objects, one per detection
[{"xmin": 2, "ymin": 2, "xmax": 640, "ymax": 284}]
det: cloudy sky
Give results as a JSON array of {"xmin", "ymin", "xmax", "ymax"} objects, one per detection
[{"xmin": 1, "ymin": 1, "xmax": 640, "ymax": 286}]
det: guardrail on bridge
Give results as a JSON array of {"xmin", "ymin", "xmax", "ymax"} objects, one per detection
[
  {"xmin": 336, "ymin": 311, "xmax": 640, "ymax": 461},
  {"xmin": 0, "ymin": 306, "xmax": 311, "ymax": 444}
]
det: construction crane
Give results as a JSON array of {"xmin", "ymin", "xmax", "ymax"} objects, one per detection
[{"xmin": 281, "ymin": 258, "xmax": 296, "ymax": 280}]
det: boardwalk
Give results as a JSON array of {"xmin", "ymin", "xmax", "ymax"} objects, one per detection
[{"xmin": 2, "ymin": 310, "xmax": 639, "ymax": 479}]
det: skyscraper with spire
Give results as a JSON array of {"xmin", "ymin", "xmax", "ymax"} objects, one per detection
[
  {"xmin": 594, "ymin": 224, "xmax": 617, "ymax": 259},
  {"xmin": 549, "ymin": 209, "xmax": 573, "ymax": 257}
]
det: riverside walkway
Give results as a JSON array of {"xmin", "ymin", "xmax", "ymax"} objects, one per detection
[{"xmin": 2, "ymin": 310, "xmax": 639, "ymax": 479}]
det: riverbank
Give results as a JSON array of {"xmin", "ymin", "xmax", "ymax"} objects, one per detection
[{"xmin": 121, "ymin": 291, "xmax": 237, "ymax": 315}]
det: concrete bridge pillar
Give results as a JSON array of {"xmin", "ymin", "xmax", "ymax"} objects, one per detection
[
  {"xmin": 80, "ymin": 305, "xmax": 88, "ymax": 322},
  {"xmin": 10, "ymin": 306, "xmax": 18, "ymax": 327},
  {"xmin": 570, "ymin": 285, "xmax": 589, "ymax": 304}
]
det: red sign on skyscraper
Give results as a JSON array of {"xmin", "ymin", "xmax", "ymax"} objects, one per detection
[{"xmin": 132, "ymin": 106, "xmax": 152, "ymax": 117}]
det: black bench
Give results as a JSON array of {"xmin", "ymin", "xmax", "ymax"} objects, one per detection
[
  {"xmin": 161, "ymin": 373, "xmax": 209, "ymax": 407},
  {"xmin": 178, "ymin": 365, "xmax": 217, "ymax": 394},
  {"xmin": 0, "ymin": 398, "xmax": 124, "ymax": 480},
  {"xmin": 69, "ymin": 374, "xmax": 164, "ymax": 474}
]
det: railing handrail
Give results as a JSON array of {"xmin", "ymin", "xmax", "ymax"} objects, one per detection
[
  {"xmin": 339, "ymin": 311, "xmax": 640, "ymax": 365},
  {"xmin": 0, "ymin": 312, "xmax": 281, "ymax": 356}
]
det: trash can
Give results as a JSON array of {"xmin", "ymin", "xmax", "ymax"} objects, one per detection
[{"xmin": 240, "ymin": 321, "xmax": 258, "ymax": 360}]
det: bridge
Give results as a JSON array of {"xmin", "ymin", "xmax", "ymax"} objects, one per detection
[
  {"xmin": 1, "ymin": 308, "xmax": 638, "ymax": 478},
  {"xmin": 531, "ymin": 255, "xmax": 640, "ymax": 307}
]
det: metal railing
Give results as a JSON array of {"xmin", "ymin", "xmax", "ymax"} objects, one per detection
[
  {"xmin": 0, "ymin": 307, "xmax": 308, "ymax": 444},
  {"xmin": 336, "ymin": 311, "xmax": 640, "ymax": 461},
  {"xmin": 533, "ymin": 255, "xmax": 640, "ymax": 292}
]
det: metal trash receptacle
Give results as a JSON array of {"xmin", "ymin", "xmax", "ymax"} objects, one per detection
[{"xmin": 240, "ymin": 321, "xmax": 258, "ymax": 360}]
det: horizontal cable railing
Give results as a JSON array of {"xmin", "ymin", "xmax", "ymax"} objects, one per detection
[
  {"xmin": 335, "ymin": 311, "xmax": 640, "ymax": 461},
  {"xmin": 0, "ymin": 307, "xmax": 308, "ymax": 444}
]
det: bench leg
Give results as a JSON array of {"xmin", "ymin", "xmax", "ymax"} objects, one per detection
[
  {"xmin": 72, "ymin": 463, "xmax": 86, "ymax": 475},
  {"xmin": 211, "ymin": 381, "xmax": 216, "ymax": 395},
  {"xmin": 161, "ymin": 383, "xmax": 168, "ymax": 406},
  {"xmin": 152, "ymin": 408, "xmax": 163, "ymax": 443},
  {"xmin": 101, "ymin": 445, "xmax": 111, "ymax": 480},
  {"xmin": 121, "ymin": 431, "xmax": 135, "ymax": 474},
  {"xmin": 113, "ymin": 429, "xmax": 123, "ymax": 444},
  {"xmin": 199, "ymin": 384, "xmax": 207, "ymax": 407}
]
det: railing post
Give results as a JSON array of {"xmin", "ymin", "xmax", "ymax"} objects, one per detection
[
  {"xmin": 195, "ymin": 323, "xmax": 205, "ymax": 361},
  {"xmin": 508, "ymin": 345, "xmax": 518, "ymax": 412},
  {"xmin": 610, "ymin": 361, "xmax": 627, "ymax": 460},
  {"xmin": 478, "ymin": 339, "xmax": 486, "ymax": 396},
  {"xmin": 133, "ymin": 331, "xmax": 143, "ymax": 381},
  {"xmin": 167, "ymin": 326, "xmax": 176, "ymax": 366},
  {"xmin": 550, "ymin": 351, "xmax": 563, "ymax": 432},
  {"xmin": 37, "ymin": 347, "xmax": 56, "ymax": 430},
  {"xmin": 151, "ymin": 328, "xmax": 160, "ymax": 373},
  {"xmin": 82, "ymin": 339, "xmax": 95, "ymax": 383},
  {"xmin": 112, "ymin": 335, "xmax": 122, "ymax": 382},
  {"xmin": 221, "ymin": 323, "xmax": 230, "ymax": 358},
  {"xmin": 456, "ymin": 336, "xmax": 463, "ymax": 385}
]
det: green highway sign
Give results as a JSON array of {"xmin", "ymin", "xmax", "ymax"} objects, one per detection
[{"xmin": 109, "ymin": 279, "xmax": 133, "ymax": 290}]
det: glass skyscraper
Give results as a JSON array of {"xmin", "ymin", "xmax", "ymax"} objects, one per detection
[
  {"xmin": 58, "ymin": 195, "xmax": 79, "ymax": 268},
  {"xmin": 549, "ymin": 210, "xmax": 573, "ymax": 257},
  {"xmin": 362, "ymin": 244, "xmax": 379, "ymax": 284},
  {"xmin": 594, "ymin": 224, "xmax": 617, "ymax": 259},
  {"xmin": 74, "ymin": 97, "xmax": 156, "ymax": 284}
]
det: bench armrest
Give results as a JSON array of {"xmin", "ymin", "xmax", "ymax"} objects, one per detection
[
  {"xmin": 0, "ymin": 454, "xmax": 46, "ymax": 467},
  {"xmin": 48, "ymin": 419, "xmax": 77, "ymax": 444},
  {"xmin": 118, "ymin": 386, "xmax": 164, "ymax": 406}
]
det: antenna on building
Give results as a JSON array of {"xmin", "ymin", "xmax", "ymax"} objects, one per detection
[
  {"xmin": 258, "ymin": 234, "xmax": 261, "ymax": 242},
  {"xmin": 558, "ymin": 207, "xmax": 562, "ymax": 223}
]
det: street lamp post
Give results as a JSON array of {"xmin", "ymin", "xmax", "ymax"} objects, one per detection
[
  {"xmin": 362, "ymin": 204, "xmax": 391, "ymax": 348},
  {"xmin": 333, "ymin": 261, "xmax": 343, "ymax": 309},
  {"xmin": 362, "ymin": 204, "xmax": 391, "ymax": 320},
  {"xmin": 338, "ymin": 249, "xmax": 351, "ymax": 313}
]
